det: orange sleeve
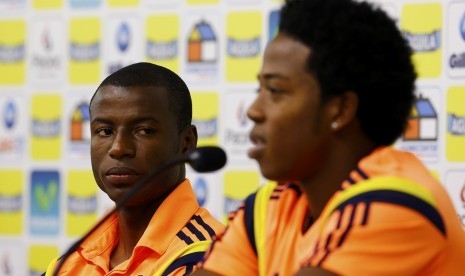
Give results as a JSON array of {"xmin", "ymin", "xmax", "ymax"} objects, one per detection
[
  {"xmin": 201, "ymin": 207, "xmax": 258, "ymax": 275},
  {"xmin": 309, "ymin": 203, "xmax": 446, "ymax": 275}
]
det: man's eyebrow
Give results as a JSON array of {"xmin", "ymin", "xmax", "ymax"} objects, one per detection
[
  {"xmin": 257, "ymin": 73, "xmax": 290, "ymax": 81},
  {"xmin": 91, "ymin": 117, "xmax": 112, "ymax": 125}
]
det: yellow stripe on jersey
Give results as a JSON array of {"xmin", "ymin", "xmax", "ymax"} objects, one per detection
[
  {"xmin": 153, "ymin": 240, "xmax": 211, "ymax": 276},
  {"xmin": 254, "ymin": 182, "xmax": 277, "ymax": 276},
  {"xmin": 318, "ymin": 176, "xmax": 440, "ymax": 236},
  {"xmin": 45, "ymin": 257, "xmax": 58, "ymax": 276}
]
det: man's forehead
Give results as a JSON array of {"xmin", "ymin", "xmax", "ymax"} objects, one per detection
[{"xmin": 92, "ymin": 86, "xmax": 168, "ymax": 104}]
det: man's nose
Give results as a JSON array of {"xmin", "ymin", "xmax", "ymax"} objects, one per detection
[
  {"xmin": 108, "ymin": 132, "xmax": 135, "ymax": 159},
  {"xmin": 247, "ymin": 93, "xmax": 265, "ymax": 123}
]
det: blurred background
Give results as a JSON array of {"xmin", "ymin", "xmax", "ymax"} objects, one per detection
[{"xmin": 0, "ymin": 0, "xmax": 464, "ymax": 274}]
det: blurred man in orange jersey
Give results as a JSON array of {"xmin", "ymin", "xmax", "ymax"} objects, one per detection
[{"xmin": 196, "ymin": 0, "xmax": 465, "ymax": 275}]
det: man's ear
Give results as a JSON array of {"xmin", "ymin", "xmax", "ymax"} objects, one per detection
[
  {"xmin": 180, "ymin": 125, "xmax": 198, "ymax": 154},
  {"xmin": 326, "ymin": 91, "xmax": 358, "ymax": 131}
]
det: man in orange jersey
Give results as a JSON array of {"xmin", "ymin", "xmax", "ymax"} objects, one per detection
[
  {"xmin": 196, "ymin": 0, "xmax": 465, "ymax": 275},
  {"xmin": 44, "ymin": 62, "xmax": 224, "ymax": 275}
]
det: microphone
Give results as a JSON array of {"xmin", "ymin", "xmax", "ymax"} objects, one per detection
[
  {"xmin": 188, "ymin": 146, "xmax": 227, "ymax": 172},
  {"xmin": 52, "ymin": 146, "xmax": 227, "ymax": 276}
]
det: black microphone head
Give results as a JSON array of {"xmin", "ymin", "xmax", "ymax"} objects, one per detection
[{"xmin": 188, "ymin": 146, "xmax": 227, "ymax": 172}]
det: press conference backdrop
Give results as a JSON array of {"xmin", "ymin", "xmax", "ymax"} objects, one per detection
[{"xmin": 0, "ymin": 0, "xmax": 464, "ymax": 274}]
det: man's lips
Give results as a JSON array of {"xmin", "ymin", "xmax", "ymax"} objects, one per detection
[
  {"xmin": 105, "ymin": 167, "xmax": 140, "ymax": 184},
  {"xmin": 248, "ymin": 133, "xmax": 266, "ymax": 159}
]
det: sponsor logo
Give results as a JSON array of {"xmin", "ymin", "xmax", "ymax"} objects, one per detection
[
  {"xmin": 224, "ymin": 100, "xmax": 250, "ymax": 145},
  {"xmin": 187, "ymin": 20, "xmax": 217, "ymax": 63},
  {"xmin": 0, "ymin": 44, "xmax": 25, "ymax": 63},
  {"xmin": 108, "ymin": 63, "xmax": 124, "ymax": 74},
  {"xmin": 461, "ymin": 12, "xmax": 465, "ymax": 41},
  {"xmin": 185, "ymin": 19, "xmax": 219, "ymax": 82},
  {"xmin": 34, "ymin": 181, "xmax": 57, "ymax": 212},
  {"xmin": 31, "ymin": 119, "xmax": 60, "ymax": 138},
  {"xmin": 268, "ymin": 10, "xmax": 279, "ymax": 42},
  {"xmin": 30, "ymin": 171, "xmax": 60, "ymax": 235},
  {"xmin": 223, "ymin": 171, "xmax": 259, "ymax": 221},
  {"xmin": 70, "ymin": 102, "xmax": 90, "ymax": 142},
  {"xmin": 0, "ymin": 251, "xmax": 12, "ymax": 275},
  {"xmin": 227, "ymin": 37, "xmax": 260, "ymax": 58},
  {"xmin": 446, "ymin": 87, "xmax": 465, "ymax": 161},
  {"xmin": 397, "ymin": 90, "xmax": 439, "ymax": 162},
  {"xmin": 448, "ymin": 113, "xmax": 465, "ymax": 136},
  {"xmin": 4, "ymin": 100, "xmax": 15, "ymax": 130},
  {"xmin": 31, "ymin": 95, "xmax": 61, "ymax": 159},
  {"xmin": 401, "ymin": 3, "xmax": 442, "ymax": 78},
  {"xmin": 0, "ymin": 195, "xmax": 21, "ymax": 212},
  {"xmin": 449, "ymin": 12, "xmax": 465, "ymax": 69},
  {"xmin": 403, "ymin": 95, "xmax": 437, "ymax": 141},
  {"xmin": 66, "ymin": 171, "xmax": 98, "ymax": 236},
  {"xmin": 69, "ymin": 18, "xmax": 101, "ymax": 84},
  {"xmin": 70, "ymin": 42, "xmax": 99, "ymax": 61},
  {"xmin": 194, "ymin": 178, "xmax": 207, "ymax": 207},
  {"xmin": 403, "ymin": 30, "xmax": 441, "ymax": 52},
  {"xmin": 194, "ymin": 118, "xmax": 217, "ymax": 138},
  {"xmin": 236, "ymin": 100, "xmax": 248, "ymax": 127},
  {"xmin": 41, "ymin": 27, "xmax": 52, "ymax": 51},
  {"xmin": 224, "ymin": 129, "xmax": 249, "ymax": 145},
  {"xmin": 67, "ymin": 195, "xmax": 97, "ymax": 214},
  {"xmin": 107, "ymin": 21, "xmax": 134, "ymax": 75},
  {"xmin": 32, "ymin": 26, "xmax": 61, "ymax": 69},
  {"xmin": 0, "ymin": 171, "xmax": 23, "ymax": 235},
  {"xmin": 146, "ymin": 40, "xmax": 177, "ymax": 60},
  {"xmin": 0, "ymin": 20, "xmax": 25, "ymax": 84},
  {"xmin": 449, "ymin": 13, "xmax": 465, "ymax": 69},
  {"xmin": 117, "ymin": 22, "xmax": 130, "ymax": 52},
  {"xmin": 226, "ymin": 11, "xmax": 262, "ymax": 82},
  {"xmin": 145, "ymin": 15, "xmax": 179, "ymax": 72},
  {"xmin": 192, "ymin": 93, "xmax": 218, "ymax": 146},
  {"xmin": 450, "ymin": 52, "xmax": 465, "ymax": 68}
]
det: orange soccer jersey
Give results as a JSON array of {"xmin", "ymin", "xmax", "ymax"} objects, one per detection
[
  {"xmin": 201, "ymin": 147, "xmax": 465, "ymax": 275},
  {"xmin": 45, "ymin": 179, "xmax": 224, "ymax": 276}
]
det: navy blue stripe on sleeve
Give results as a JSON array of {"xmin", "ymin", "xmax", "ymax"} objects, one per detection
[
  {"xmin": 186, "ymin": 222, "xmax": 206, "ymax": 241},
  {"xmin": 192, "ymin": 215, "xmax": 216, "ymax": 239},
  {"xmin": 162, "ymin": 252, "xmax": 205, "ymax": 276},
  {"xmin": 177, "ymin": 230, "xmax": 194, "ymax": 245},
  {"xmin": 355, "ymin": 166, "xmax": 369, "ymax": 179},
  {"xmin": 336, "ymin": 190, "xmax": 446, "ymax": 236},
  {"xmin": 243, "ymin": 192, "xmax": 258, "ymax": 256}
]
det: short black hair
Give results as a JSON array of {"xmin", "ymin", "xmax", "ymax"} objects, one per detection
[
  {"xmin": 90, "ymin": 62, "xmax": 192, "ymax": 132},
  {"xmin": 279, "ymin": 0, "xmax": 417, "ymax": 146}
]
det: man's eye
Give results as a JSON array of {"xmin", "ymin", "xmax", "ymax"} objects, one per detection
[
  {"xmin": 268, "ymin": 86, "xmax": 283, "ymax": 94},
  {"xmin": 96, "ymin": 128, "xmax": 113, "ymax": 136},
  {"xmin": 136, "ymin": 128, "xmax": 156, "ymax": 135}
]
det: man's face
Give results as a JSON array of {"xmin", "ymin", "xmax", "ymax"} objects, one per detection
[
  {"xmin": 90, "ymin": 85, "xmax": 188, "ymax": 206},
  {"xmin": 247, "ymin": 33, "xmax": 332, "ymax": 182}
]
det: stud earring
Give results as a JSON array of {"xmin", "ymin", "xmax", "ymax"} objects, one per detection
[{"xmin": 331, "ymin": 121, "xmax": 338, "ymax": 129}]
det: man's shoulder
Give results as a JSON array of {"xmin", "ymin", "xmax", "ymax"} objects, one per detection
[
  {"xmin": 241, "ymin": 182, "xmax": 305, "ymax": 219},
  {"xmin": 323, "ymin": 176, "xmax": 448, "ymax": 237}
]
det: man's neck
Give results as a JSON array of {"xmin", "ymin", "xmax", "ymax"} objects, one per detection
[
  {"xmin": 109, "ymin": 197, "xmax": 165, "ymax": 270},
  {"xmin": 301, "ymin": 134, "xmax": 376, "ymax": 220}
]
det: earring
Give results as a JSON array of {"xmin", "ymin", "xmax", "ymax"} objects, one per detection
[{"xmin": 331, "ymin": 121, "xmax": 338, "ymax": 129}]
